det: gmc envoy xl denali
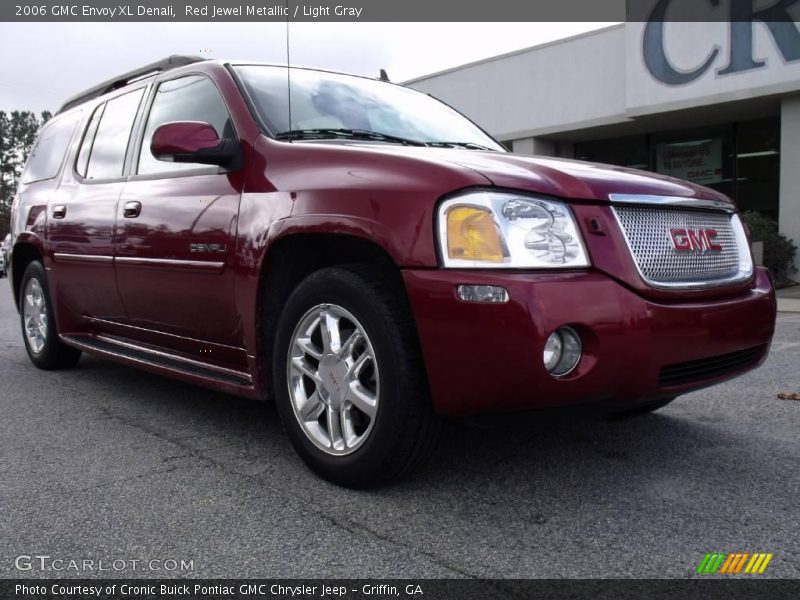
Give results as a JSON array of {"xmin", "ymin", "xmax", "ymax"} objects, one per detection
[{"xmin": 9, "ymin": 56, "xmax": 776, "ymax": 486}]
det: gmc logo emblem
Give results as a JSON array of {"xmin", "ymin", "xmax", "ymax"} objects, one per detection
[{"xmin": 669, "ymin": 228, "xmax": 723, "ymax": 252}]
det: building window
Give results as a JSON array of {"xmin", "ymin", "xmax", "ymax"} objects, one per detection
[
  {"xmin": 651, "ymin": 125, "xmax": 735, "ymax": 199},
  {"xmin": 736, "ymin": 117, "xmax": 780, "ymax": 219},
  {"xmin": 575, "ymin": 135, "xmax": 649, "ymax": 170},
  {"xmin": 573, "ymin": 117, "xmax": 780, "ymax": 220}
]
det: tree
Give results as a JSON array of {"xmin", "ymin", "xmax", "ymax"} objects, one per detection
[{"xmin": 0, "ymin": 110, "xmax": 49, "ymax": 235}]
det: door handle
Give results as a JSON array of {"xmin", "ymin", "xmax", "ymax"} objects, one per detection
[
  {"xmin": 123, "ymin": 201, "xmax": 142, "ymax": 218},
  {"xmin": 52, "ymin": 205, "xmax": 67, "ymax": 219}
]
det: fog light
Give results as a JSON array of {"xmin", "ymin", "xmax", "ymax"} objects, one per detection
[
  {"xmin": 543, "ymin": 326, "xmax": 582, "ymax": 376},
  {"xmin": 456, "ymin": 284, "xmax": 509, "ymax": 303}
]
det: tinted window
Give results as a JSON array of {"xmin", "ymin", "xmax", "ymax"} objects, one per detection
[
  {"xmin": 75, "ymin": 104, "xmax": 104, "ymax": 178},
  {"xmin": 22, "ymin": 114, "xmax": 79, "ymax": 184},
  {"xmin": 85, "ymin": 88, "xmax": 144, "ymax": 180},
  {"xmin": 138, "ymin": 75, "xmax": 232, "ymax": 175}
]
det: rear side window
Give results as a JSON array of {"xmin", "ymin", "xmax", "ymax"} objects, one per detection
[
  {"xmin": 22, "ymin": 114, "xmax": 79, "ymax": 184},
  {"xmin": 75, "ymin": 104, "xmax": 104, "ymax": 178},
  {"xmin": 137, "ymin": 75, "xmax": 232, "ymax": 175},
  {"xmin": 80, "ymin": 88, "xmax": 144, "ymax": 180}
]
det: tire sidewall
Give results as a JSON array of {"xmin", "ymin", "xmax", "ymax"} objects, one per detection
[
  {"xmin": 19, "ymin": 261, "xmax": 62, "ymax": 368},
  {"xmin": 273, "ymin": 268, "xmax": 413, "ymax": 485}
]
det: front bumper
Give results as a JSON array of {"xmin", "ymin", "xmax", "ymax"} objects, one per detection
[{"xmin": 402, "ymin": 267, "xmax": 776, "ymax": 417}]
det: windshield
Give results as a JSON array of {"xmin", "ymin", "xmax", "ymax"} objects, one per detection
[{"xmin": 233, "ymin": 65, "xmax": 505, "ymax": 150}]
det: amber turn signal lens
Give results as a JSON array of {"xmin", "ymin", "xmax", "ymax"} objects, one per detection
[{"xmin": 446, "ymin": 206, "xmax": 505, "ymax": 263}]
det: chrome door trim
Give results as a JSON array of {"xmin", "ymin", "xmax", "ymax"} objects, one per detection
[
  {"xmin": 53, "ymin": 254, "xmax": 223, "ymax": 272},
  {"xmin": 608, "ymin": 194, "xmax": 735, "ymax": 213},
  {"xmin": 53, "ymin": 253, "xmax": 114, "ymax": 264},
  {"xmin": 114, "ymin": 256, "xmax": 224, "ymax": 272}
]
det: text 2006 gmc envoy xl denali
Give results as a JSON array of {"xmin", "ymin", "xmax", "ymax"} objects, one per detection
[{"xmin": 9, "ymin": 56, "xmax": 776, "ymax": 486}]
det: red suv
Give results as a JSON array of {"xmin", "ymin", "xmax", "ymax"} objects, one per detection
[{"xmin": 9, "ymin": 56, "xmax": 776, "ymax": 486}]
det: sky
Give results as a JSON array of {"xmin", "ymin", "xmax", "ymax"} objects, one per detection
[{"xmin": 0, "ymin": 22, "xmax": 613, "ymax": 114}]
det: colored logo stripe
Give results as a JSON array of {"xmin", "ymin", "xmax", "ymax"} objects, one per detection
[
  {"xmin": 745, "ymin": 553, "xmax": 773, "ymax": 574},
  {"xmin": 697, "ymin": 553, "xmax": 773, "ymax": 574},
  {"xmin": 719, "ymin": 553, "xmax": 749, "ymax": 573},
  {"xmin": 697, "ymin": 553, "xmax": 725, "ymax": 574}
]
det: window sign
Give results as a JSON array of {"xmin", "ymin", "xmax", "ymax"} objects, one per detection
[{"xmin": 655, "ymin": 138, "xmax": 723, "ymax": 185}]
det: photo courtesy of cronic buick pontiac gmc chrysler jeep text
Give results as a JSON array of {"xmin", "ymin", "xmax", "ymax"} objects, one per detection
[{"xmin": 9, "ymin": 56, "xmax": 776, "ymax": 486}]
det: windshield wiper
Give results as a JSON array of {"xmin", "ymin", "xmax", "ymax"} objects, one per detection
[
  {"xmin": 275, "ymin": 129, "xmax": 498, "ymax": 151},
  {"xmin": 275, "ymin": 128, "xmax": 427, "ymax": 146},
  {"xmin": 426, "ymin": 141, "xmax": 499, "ymax": 151}
]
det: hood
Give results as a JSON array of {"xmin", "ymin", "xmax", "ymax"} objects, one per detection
[
  {"xmin": 350, "ymin": 144, "xmax": 734, "ymax": 206},
  {"xmin": 451, "ymin": 152, "xmax": 732, "ymax": 204}
]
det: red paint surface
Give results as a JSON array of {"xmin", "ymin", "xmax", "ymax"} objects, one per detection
[{"xmin": 9, "ymin": 61, "xmax": 776, "ymax": 415}]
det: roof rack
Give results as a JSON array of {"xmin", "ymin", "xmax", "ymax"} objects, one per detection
[{"xmin": 57, "ymin": 55, "xmax": 206, "ymax": 114}]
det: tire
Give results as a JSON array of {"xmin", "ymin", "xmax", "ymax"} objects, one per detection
[
  {"xmin": 272, "ymin": 264, "xmax": 440, "ymax": 487},
  {"xmin": 19, "ymin": 261, "xmax": 82, "ymax": 370},
  {"xmin": 611, "ymin": 397, "xmax": 676, "ymax": 419}
]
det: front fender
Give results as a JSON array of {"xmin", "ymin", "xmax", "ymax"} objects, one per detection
[{"xmin": 266, "ymin": 213, "xmax": 421, "ymax": 267}]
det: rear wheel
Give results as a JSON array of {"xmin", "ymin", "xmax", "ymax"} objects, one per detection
[
  {"xmin": 273, "ymin": 265, "xmax": 440, "ymax": 487},
  {"xmin": 19, "ymin": 261, "xmax": 82, "ymax": 370}
]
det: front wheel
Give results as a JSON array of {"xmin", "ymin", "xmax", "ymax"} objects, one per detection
[
  {"xmin": 19, "ymin": 261, "xmax": 82, "ymax": 370},
  {"xmin": 272, "ymin": 265, "xmax": 440, "ymax": 487}
]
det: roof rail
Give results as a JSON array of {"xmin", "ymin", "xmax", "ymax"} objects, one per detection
[{"xmin": 57, "ymin": 55, "xmax": 206, "ymax": 114}]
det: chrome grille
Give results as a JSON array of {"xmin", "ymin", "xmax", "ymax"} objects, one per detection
[{"xmin": 612, "ymin": 206, "xmax": 748, "ymax": 288}]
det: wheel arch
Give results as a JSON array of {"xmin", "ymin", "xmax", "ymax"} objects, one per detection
[
  {"xmin": 10, "ymin": 241, "xmax": 45, "ymax": 312},
  {"xmin": 256, "ymin": 231, "xmax": 416, "ymax": 400}
]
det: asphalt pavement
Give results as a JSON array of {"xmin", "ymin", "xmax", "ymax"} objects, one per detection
[{"xmin": 0, "ymin": 277, "xmax": 798, "ymax": 579}]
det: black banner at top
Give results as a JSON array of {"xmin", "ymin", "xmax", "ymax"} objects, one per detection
[{"xmin": 2, "ymin": 0, "xmax": 800, "ymax": 22}]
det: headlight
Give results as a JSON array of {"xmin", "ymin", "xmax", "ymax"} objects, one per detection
[{"xmin": 437, "ymin": 191, "xmax": 590, "ymax": 268}]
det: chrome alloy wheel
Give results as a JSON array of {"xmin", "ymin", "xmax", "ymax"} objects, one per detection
[
  {"xmin": 287, "ymin": 303, "xmax": 379, "ymax": 456},
  {"xmin": 23, "ymin": 278, "xmax": 48, "ymax": 354}
]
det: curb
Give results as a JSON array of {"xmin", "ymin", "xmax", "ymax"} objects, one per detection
[{"xmin": 777, "ymin": 298, "xmax": 800, "ymax": 313}]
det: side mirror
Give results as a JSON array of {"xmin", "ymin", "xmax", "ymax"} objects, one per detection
[{"xmin": 150, "ymin": 121, "xmax": 239, "ymax": 168}]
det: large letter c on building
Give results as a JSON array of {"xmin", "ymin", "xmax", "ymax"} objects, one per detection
[{"xmin": 643, "ymin": 0, "xmax": 720, "ymax": 85}]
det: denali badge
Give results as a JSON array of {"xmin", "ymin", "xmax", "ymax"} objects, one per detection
[
  {"xmin": 669, "ymin": 228, "xmax": 722, "ymax": 252},
  {"xmin": 190, "ymin": 243, "xmax": 227, "ymax": 254}
]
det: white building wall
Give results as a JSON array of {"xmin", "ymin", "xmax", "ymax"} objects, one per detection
[
  {"xmin": 512, "ymin": 137, "xmax": 555, "ymax": 156},
  {"xmin": 780, "ymin": 96, "xmax": 800, "ymax": 274},
  {"xmin": 410, "ymin": 17, "xmax": 800, "ymax": 138},
  {"xmin": 625, "ymin": 21, "xmax": 800, "ymax": 115},
  {"xmin": 408, "ymin": 26, "xmax": 628, "ymax": 140},
  {"xmin": 408, "ymin": 14, "xmax": 800, "ymax": 272}
]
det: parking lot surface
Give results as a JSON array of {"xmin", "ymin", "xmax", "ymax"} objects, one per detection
[{"xmin": 0, "ymin": 278, "xmax": 798, "ymax": 578}]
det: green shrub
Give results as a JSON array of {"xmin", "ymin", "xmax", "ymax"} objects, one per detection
[{"xmin": 740, "ymin": 211, "xmax": 797, "ymax": 286}]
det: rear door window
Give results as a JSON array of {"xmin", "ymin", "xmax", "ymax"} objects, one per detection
[
  {"xmin": 22, "ymin": 114, "xmax": 80, "ymax": 184},
  {"xmin": 137, "ymin": 75, "xmax": 232, "ymax": 175},
  {"xmin": 82, "ymin": 88, "xmax": 145, "ymax": 180},
  {"xmin": 75, "ymin": 103, "xmax": 105, "ymax": 178}
]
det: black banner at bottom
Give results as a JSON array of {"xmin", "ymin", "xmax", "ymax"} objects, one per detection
[
  {"xmin": 5, "ymin": 579, "xmax": 800, "ymax": 600},
  {"xmin": 3, "ymin": 579, "xmax": 800, "ymax": 600}
]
